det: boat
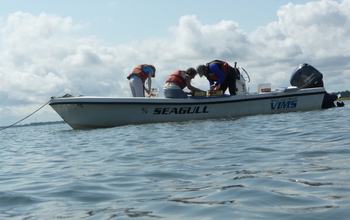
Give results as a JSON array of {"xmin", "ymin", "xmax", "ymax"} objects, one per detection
[{"xmin": 49, "ymin": 63, "xmax": 340, "ymax": 129}]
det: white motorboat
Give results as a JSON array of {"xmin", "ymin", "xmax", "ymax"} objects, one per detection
[{"xmin": 49, "ymin": 63, "xmax": 339, "ymax": 129}]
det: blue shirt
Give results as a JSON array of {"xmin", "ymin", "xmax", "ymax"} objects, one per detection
[
  {"xmin": 143, "ymin": 67, "xmax": 154, "ymax": 74},
  {"xmin": 208, "ymin": 63, "xmax": 226, "ymax": 86}
]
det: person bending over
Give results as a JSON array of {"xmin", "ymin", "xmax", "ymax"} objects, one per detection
[
  {"xmin": 127, "ymin": 64, "xmax": 156, "ymax": 97},
  {"xmin": 196, "ymin": 60, "xmax": 238, "ymax": 95},
  {"xmin": 163, "ymin": 68, "xmax": 204, "ymax": 98}
]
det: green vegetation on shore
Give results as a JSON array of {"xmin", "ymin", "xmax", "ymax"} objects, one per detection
[{"xmin": 332, "ymin": 90, "xmax": 350, "ymax": 101}]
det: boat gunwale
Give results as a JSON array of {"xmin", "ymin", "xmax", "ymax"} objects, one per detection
[{"xmin": 49, "ymin": 89, "xmax": 326, "ymax": 106}]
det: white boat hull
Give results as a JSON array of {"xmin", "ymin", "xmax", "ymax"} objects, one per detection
[{"xmin": 50, "ymin": 88, "xmax": 326, "ymax": 129}]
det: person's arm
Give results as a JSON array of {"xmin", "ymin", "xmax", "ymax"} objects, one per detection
[
  {"xmin": 185, "ymin": 76, "xmax": 203, "ymax": 92},
  {"xmin": 147, "ymin": 73, "xmax": 152, "ymax": 94},
  {"xmin": 209, "ymin": 64, "xmax": 226, "ymax": 86},
  {"xmin": 208, "ymin": 79, "xmax": 215, "ymax": 87},
  {"xmin": 143, "ymin": 67, "xmax": 154, "ymax": 95}
]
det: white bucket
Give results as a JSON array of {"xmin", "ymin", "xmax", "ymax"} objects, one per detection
[
  {"xmin": 257, "ymin": 83, "xmax": 271, "ymax": 93},
  {"xmin": 145, "ymin": 88, "xmax": 159, "ymax": 98}
]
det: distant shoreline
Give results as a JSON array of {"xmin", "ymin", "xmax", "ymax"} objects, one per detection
[{"xmin": 0, "ymin": 121, "xmax": 65, "ymax": 129}]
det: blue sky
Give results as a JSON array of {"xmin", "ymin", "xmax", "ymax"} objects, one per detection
[
  {"xmin": 0, "ymin": 0, "xmax": 319, "ymax": 44},
  {"xmin": 0, "ymin": 0, "xmax": 349, "ymax": 126}
]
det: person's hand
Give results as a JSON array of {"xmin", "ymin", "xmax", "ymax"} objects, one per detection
[{"xmin": 210, "ymin": 85, "xmax": 216, "ymax": 90}]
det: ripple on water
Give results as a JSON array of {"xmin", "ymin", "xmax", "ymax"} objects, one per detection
[{"xmin": 1, "ymin": 103, "xmax": 350, "ymax": 219}]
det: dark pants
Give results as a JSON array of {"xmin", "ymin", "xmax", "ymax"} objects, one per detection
[{"xmin": 219, "ymin": 67, "xmax": 237, "ymax": 95}]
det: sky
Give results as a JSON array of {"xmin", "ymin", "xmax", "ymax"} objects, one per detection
[{"xmin": 0, "ymin": 0, "xmax": 349, "ymax": 126}]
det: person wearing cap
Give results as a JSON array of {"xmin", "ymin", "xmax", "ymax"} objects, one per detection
[
  {"xmin": 196, "ymin": 60, "xmax": 237, "ymax": 95},
  {"xmin": 163, "ymin": 67, "xmax": 204, "ymax": 98},
  {"xmin": 127, "ymin": 64, "xmax": 156, "ymax": 97}
]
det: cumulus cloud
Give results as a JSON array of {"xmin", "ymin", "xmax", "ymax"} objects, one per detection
[
  {"xmin": 167, "ymin": 15, "xmax": 248, "ymax": 60},
  {"xmin": 245, "ymin": 0, "xmax": 350, "ymax": 90},
  {"xmin": 1, "ymin": 0, "xmax": 350, "ymax": 125},
  {"xmin": 252, "ymin": 0, "xmax": 350, "ymax": 62}
]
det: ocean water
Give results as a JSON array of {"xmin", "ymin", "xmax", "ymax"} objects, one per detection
[{"xmin": 1, "ymin": 100, "xmax": 349, "ymax": 220}]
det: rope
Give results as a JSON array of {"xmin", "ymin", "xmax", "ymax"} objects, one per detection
[{"xmin": 0, "ymin": 99, "xmax": 51, "ymax": 131}]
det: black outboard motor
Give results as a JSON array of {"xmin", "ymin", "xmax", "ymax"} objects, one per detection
[
  {"xmin": 290, "ymin": 63, "xmax": 338, "ymax": 108},
  {"xmin": 290, "ymin": 63, "xmax": 324, "ymax": 88}
]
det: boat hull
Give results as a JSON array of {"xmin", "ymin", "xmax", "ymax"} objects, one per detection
[{"xmin": 50, "ymin": 88, "xmax": 326, "ymax": 129}]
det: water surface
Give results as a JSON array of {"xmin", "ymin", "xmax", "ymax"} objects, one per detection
[{"xmin": 1, "ymin": 101, "xmax": 350, "ymax": 219}]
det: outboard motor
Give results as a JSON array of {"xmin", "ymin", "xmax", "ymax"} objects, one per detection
[
  {"xmin": 290, "ymin": 63, "xmax": 338, "ymax": 108},
  {"xmin": 290, "ymin": 63, "xmax": 324, "ymax": 88}
]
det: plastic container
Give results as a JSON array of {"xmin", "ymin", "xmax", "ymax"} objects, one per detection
[
  {"xmin": 145, "ymin": 88, "xmax": 159, "ymax": 98},
  {"xmin": 193, "ymin": 91, "xmax": 206, "ymax": 97},
  {"xmin": 257, "ymin": 83, "xmax": 271, "ymax": 93},
  {"xmin": 208, "ymin": 90, "xmax": 223, "ymax": 96}
]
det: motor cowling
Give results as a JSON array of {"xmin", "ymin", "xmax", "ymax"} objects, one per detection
[
  {"xmin": 290, "ymin": 63, "xmax": 339, "ymax": 108},
  {"xmin": 290, "ymin": 63, "xmax": 324, "ymax": 88}
]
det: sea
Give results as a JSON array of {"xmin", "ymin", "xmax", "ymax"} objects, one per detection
[{"xmin": 1, "ymin": 100, "xmax": 349, "ymax": 220}]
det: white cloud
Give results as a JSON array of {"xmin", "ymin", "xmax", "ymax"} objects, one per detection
[
  {"xmin": 167, "ymin": 15, "xmax": 248, "ymax": 61},
  {"xmin": 245, "ymin": 0, "xmax": 350, "ymax": 90},
  {"xmin": 1, "ymin": 1, "xmax": 350, "ymax": 125}
]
